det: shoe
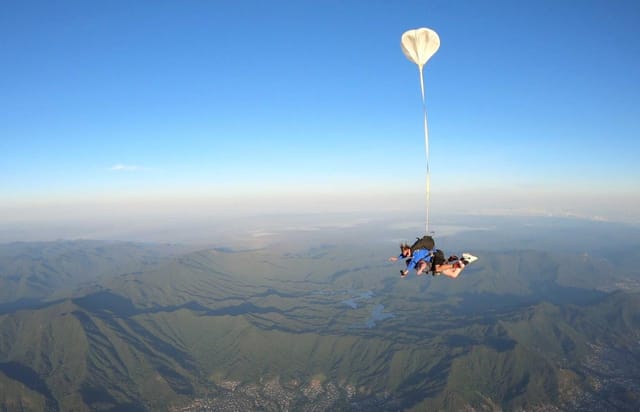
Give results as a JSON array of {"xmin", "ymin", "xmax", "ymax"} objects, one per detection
[
  {"xmin": 461, "ymin": 253, "xmax": 478, "ymax": 265},
  {"xmin": 400, "ymin": 270, "xmax": 407, "ymax": 278}
]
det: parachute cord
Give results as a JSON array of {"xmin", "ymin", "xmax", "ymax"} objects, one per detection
[{"xmin": 419, "ymin": 66, "xmax": 430, "ymax": 234}]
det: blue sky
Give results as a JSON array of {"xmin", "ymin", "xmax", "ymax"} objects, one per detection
[{"xmin": 2, "ymin": 0, "xmax": 639, "ymax": 229}]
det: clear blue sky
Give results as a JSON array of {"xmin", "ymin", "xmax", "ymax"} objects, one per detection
[{"xmin": 2, "ymin": 0, "xmax": 639, "ymax": 225}]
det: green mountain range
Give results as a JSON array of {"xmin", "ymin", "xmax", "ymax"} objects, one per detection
[
  {"xmin": 0, "ymin": 240, "xmax": 191, "ymax": 310},
  {"xmin": 0, "ymin": 235, "xmax": 639, "ymax": 411}
]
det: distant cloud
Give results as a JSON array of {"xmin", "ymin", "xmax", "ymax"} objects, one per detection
[{"xmin": 109, "ymin": 164, "xmax": 145, "ymax": 172}]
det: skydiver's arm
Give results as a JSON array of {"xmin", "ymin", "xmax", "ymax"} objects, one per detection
[{"xmin": 406, "ymin": 256, "xmax": 419, "ymax": 271}]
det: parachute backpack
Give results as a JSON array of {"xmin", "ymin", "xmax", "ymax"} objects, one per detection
[{"xmin": 409, "ymin": 235, "xmax": 435, "ymax": 253}]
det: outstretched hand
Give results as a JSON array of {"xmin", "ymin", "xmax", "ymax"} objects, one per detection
[{"xmin": 388, "ymin": 256, "xmax": 398, "ymax": 262}]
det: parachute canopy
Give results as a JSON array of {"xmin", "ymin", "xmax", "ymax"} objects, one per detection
[{"xmin": 401, "ymin": 28, "xmax": 440, "ymax": 70}]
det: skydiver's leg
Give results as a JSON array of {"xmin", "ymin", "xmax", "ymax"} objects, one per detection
[
  {"xmin": 435, "ymin": 263, "xmax": 465, "ymax": 278},
  {"xmin": 435, "ymin": 253, "xmax": 478, "ymax": 279},
  {"xmin": 438, "ymin": 266, "xmax": 464, "ymax": 278},
  {"xmin": 436, "ymin": 263, "xmax": 457, "ymax": 271},
  {"xmin": 415, "ymin": 260, "xmax": 428, "ymax": 275}
]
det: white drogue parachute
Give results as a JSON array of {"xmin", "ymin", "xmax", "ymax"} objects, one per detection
[{"xmin": 401, "ymin": 28, "xmax": 440, "ymax": 234}]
